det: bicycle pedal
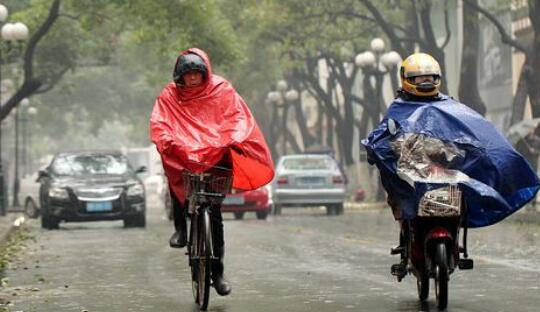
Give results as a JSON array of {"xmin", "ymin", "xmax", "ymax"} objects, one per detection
[
  {"xmin": 458, "ymin": 258, "xmax": 474, "ymax": 270},
  {"xmin": 390, "ymin": 246, "xmax": 405, "ymax": 255}
]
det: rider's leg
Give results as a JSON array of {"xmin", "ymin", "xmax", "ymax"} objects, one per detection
[
  {"xmin": 169, "ymin": 191, "xmax": 187, "ymax": 248},
  {"xmin": 391, "ymin": 220, "xmax": 409, "ymax": 280},
  {"xmin": 210, "ymin": 206, "xmax": 232, "ymax": 296}
]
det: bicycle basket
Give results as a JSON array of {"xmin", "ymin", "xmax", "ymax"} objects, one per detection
[
  {"xmin": 418, "ymin": 185, "xmax": 462, "ymax": 217},
  {"xmin": 182, "ymin": 163, "xmax": 233, "ymax": 199}
]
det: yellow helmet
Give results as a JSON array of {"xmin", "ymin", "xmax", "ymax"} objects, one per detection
[{"xmin": 400, "ymin": 53, "xmax": 442, "ymax": 97}]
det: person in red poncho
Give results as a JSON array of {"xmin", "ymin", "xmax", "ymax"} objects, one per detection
[{"xmin": 150, "ymin": 48, "xmax": 274, "ymax": 296}]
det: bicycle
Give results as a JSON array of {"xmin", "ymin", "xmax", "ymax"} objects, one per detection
[{"xmin": 182, "ymin": 163, "xmax": 232, "ymax": 310}]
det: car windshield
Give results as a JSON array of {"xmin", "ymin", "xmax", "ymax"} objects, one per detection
[
  {"xmin": 282, "ymin": 157, "xmax": 335, "ymax": 170},
  {"xmin": 51, "ymin": 154, "xmax": 131, "ymax": 176}
]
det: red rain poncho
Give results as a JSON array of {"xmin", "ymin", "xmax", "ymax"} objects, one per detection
[{"xmin": 150, "ymin": 48, "xmax": 274, "ymax": 201}]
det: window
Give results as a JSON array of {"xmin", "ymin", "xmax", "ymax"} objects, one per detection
[
  {"xmin": 282, "ymin": 157, "xmax": 335, "ymax": 170},
  {"xmin": 51, "ymin": 154, "xmax": 131, "ymax": 176}
]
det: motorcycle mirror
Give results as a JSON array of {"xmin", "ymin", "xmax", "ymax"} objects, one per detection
[{"xmin": 388, "ymin": 119, "xmax": 398, "ymax": 135}]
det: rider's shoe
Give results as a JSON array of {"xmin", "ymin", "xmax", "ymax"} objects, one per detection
[
  {"xmin": 212, "ymin": 250, "xmax": 232, "ymax": 296},
  {"xmin": 391, "ymin": 262, "xmax": 407, "ymax": 281},
  {"xmin": 169, "ymin": 230, "xmax": 187, "ymax": 248}
]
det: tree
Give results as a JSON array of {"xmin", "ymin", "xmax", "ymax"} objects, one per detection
[
  {"xmin": 463, "ymin": 0, "xmax": 540, "ymax": 120},
  {"xmin": 4, "ymin": 0, "xmax": 242, "ymax": 151},
  {"xmin": 458, "ymin": 0, "xmax": 487, "ymax": 115}
]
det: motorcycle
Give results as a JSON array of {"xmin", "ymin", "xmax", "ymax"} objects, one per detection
[{"xmin": 389, "ymin": 134, "xmax": 474, "ymax": 310}]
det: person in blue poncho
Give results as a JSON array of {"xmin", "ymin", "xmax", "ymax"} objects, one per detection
[{"xmin": 363, "ymin": 53, "xmax": 540, "ymax": 277}]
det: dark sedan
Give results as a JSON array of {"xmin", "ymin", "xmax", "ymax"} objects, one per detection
[{"xmin": 38, "ymin": 151, "xmax": 146, "ymax": 229}]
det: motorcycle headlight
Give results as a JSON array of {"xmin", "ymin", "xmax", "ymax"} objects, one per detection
[
  {"xmin": 49, "ymin": 187, "xmax": 69, "ymax": 199},
  {"xmin": 127, "ymin": 183, "xmax": 145, "ymax": 197}
]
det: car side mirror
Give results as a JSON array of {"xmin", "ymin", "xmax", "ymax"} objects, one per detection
[
  {"xmin": 135, "ymin": 166, "xmax": 147, "ymax": 174},
  {"xmin": 37, "ymin": 170, "xmax": 49, "ymax": 182}
]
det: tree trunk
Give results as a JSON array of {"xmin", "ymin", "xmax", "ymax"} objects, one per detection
[
  {"xmin": 419, "ymin": 0, "xmax": 449, "ymax": 94},
  {"xmin": 529, "ymin": 2, "xmax": 540, "ymax": 117},
  {"xmin": 290, "ymin": 72, "xmax": 315, "ymax": 149},
  {"xmin": 316, "ymin": 99, "xmax": 324, "ymax": 144},
  {"xmin": 511, "ymin": 62, "xmax": 530, "ymax": 124},
  {"xmin": 326, "ymin": 112, "xmax": 334, "ymax": 148},
  {"xmin": 458, "ymin": 0, "xmax": 486, "ymax": 115}
]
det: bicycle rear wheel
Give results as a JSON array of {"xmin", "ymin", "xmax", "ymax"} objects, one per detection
[{"xmin": 196, "ymin": 209, "xmax": 212, "ymax": 310}]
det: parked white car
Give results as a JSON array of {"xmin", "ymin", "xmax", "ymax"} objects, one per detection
[
  {"xmin": 19, "ymin": 172, "xmax": 41, "ymax": 218},
  {"xmin": 272, "ymin": 154, "xmax": 346, "ymax": 215}
]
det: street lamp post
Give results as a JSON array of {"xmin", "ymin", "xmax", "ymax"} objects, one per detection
[
  {"xmin": 13, "ymin": 98, "xmax": 29, "ymax": 208},
  {"xmin": 1, "ymin": 17, "xmax": 29, "ymax": 209},
  {"xmin": 0, "ymin": 3, "xmax": 8, "ymax": 215},
  {"xmin": 267, "ymin": 80, "xmax": 299, "ymax": 156},
  {"xmin": 355, "ymin": 38, "xmax": 402, "ymax": 119},
  {"xmin": 24, "ymin": 105, "xmax": 36, "ymax": 175},
  {"xmin": 355, "ymin": 38, "xmax": 401, "ymax": 201}
]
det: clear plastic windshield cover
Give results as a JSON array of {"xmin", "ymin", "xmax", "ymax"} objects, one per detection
[{"xmin": 390, "ymin": 133, "xmax": 471, "ymax": 188}]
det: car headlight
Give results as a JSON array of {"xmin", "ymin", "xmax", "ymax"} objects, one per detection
[
  {"xmin": 127, "ymin": 183, "xmax": 145, "ymax": 197},
  {"xmin": 49, "ymin": 187, "xmax": 69, "ymax": 199}
]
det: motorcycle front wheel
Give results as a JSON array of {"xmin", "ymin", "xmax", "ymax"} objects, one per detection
[
  {"xmin": 417, "ymin": 271, "xmax": 429, "ymax": 301},
  {"xmin": 434, "ymin": 242, "xmax": 449, "ymax": 310}
]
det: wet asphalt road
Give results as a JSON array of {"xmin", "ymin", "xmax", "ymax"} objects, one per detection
[{"xmin": 1, "ymin": 203, "xmax": 539, "ymax": 312}]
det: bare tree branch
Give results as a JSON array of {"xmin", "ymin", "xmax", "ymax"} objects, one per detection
[
  {"xmin": 34, "ymin": 66, "xmax": 71, "ymax": 94},
  {"xmin": 360, "ymin": 0, "xmax": 408, "ymax": 57},
  {"xmin": 463, "ymin": 0, "xmax": 530, "ymax": 54},
  {"xmin": 440, "ymin": 0, "xmax": 452, "ymax": 49}
]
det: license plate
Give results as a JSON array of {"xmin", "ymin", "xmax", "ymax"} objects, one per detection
[
  {"xmin": 223, "ymin": 196, "xmax": 245, "ymax": 205},
  {"xmin": 298, "ymin": 177, "xmax": 324, "ymax": 185},
  {"xmin": 86, "ymin": 201, "xmax": 113, "ymax": 212}
]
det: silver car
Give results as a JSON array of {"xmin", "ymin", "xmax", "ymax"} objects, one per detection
[{"xmin": 271, "ymin": 154, "xmax": 346, "ymax": 215}]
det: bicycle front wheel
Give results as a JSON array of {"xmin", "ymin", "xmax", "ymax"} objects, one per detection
[{"xmin": 196, "ymin": 209, "xmax": 212, "ymax": 310}]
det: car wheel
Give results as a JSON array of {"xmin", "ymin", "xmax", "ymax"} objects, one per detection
[
  {"xmin": 234, "ymin": 212, "xmax": 245, "ymax": 220},
  {"xmin": 256, "ymin": 211, "xmax": 268, "ymax": 220},
  {"xmin": 134, "ymin": 214, "xmax": 146, "ymax": 227},
  {"xmin": 41, "ymin": 214, "xmax": 59, "ymax": 230},
  {"xmin": 272, "ymin": 204, "xmax": 282, "ymax": 216},
  {"xmin": 326, "ymin": 205, "xmax": 336, "ymax": 216},
  {"xmin": 336, "ymin": 203, "xmax": 344, "ymax": 215},
  {"xmin": 25, "ymin": 199, "xmax": 40, "ymax": 219},
  {"xmin": 124, "ymin": 214, "xmax": 146, "ymax": 228}
]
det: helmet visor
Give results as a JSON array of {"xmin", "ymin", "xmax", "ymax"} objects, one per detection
[{"xmin": 407, "ymin": 75, "xmax": 440, "ymax": 85}]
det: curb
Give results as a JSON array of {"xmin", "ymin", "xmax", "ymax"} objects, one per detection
[
  {"xmin": 0, "ymin": 213, "xmax": 26, "ymax": 246},
  {"xmin": 345, "ymin": 201, "xmax": 387, "ymax": 211}
]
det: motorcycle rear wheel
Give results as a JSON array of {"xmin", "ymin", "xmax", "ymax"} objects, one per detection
[{"xmin": 434, "ymin": 242, "xmax": 449, "ymax": 310}]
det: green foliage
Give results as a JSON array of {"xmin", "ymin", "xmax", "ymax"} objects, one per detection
[
  {"xmin": 0, "ymin": 0, "xmax": 408, "ymax": 158},
  {"xmin": 1, "ymin": 0, "xmax": 243, "ymax": 156}
]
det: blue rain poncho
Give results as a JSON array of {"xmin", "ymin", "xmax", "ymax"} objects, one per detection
[{"xmin": 362, "ymin": 95, "xmax": 540, "ymax": 227}]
